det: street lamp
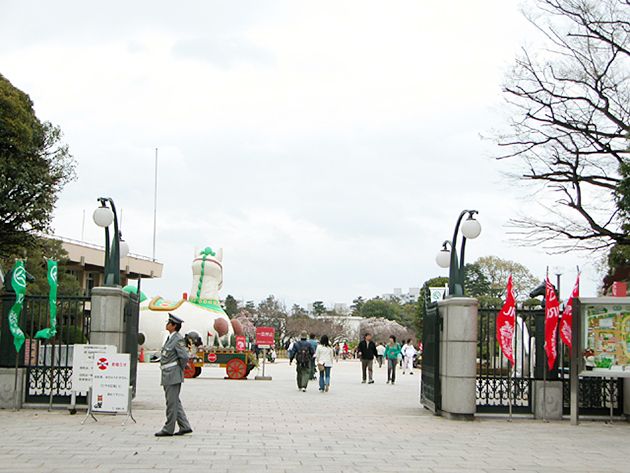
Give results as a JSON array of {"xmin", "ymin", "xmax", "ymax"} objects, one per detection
[
  {"xmin": 93, "ymin": 197, "xmax": 127, "ymax": 287},
  {"xmin": 435, "ymin": 210, "xmax": 481, "ymax": 297}
]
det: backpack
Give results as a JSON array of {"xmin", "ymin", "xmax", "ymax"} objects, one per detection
[{"xmin": 295, "ymin": 342, "xmax": 311, "ymax": 367}]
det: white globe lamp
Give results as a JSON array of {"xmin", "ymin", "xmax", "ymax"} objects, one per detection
[
  {"xmin": 436, "ymin": 249, "xmax": 451, "ymax": 268},
  {"xmin": 93, "ymin": 206, "xmax": 114, "ymax": 228},
  {"xmin": 461, "ymin": 216, "xmax": 481, "ymax": 239}
]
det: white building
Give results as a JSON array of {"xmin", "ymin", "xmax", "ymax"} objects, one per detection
[{"xmin": 382, "ymin": 287, "xmax": 421, "ymax": 304}]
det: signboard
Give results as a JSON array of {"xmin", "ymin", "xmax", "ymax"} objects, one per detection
[
  {"xmin": 236, "ymin": 335, "xmax": 246, "ymax": 352},
  {"xmin": 429, "ymin": 287, "xmax": 447, "ymax": 303},
  {"xmin": 71, "ymin": 344, "xmax": 116, "ymax": 392},
  {"xmin": 578, "ymin": 297, "xmax": 630, "ymax": 377},
  {"xmin": 256, "ymin": 327, "xmax": 275, "ymax": 349},
  {"xmin": 92, "ymin": 353, "xmax": 130, "ymax": 413}
]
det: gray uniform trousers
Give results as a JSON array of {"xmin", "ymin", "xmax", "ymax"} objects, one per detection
[
  {"xmin": 163, "ymin": 383, "xmax": 191, "ymax": 434},
  {"xmin": 160, "ymin": 331, "xmax": 192, "ymax": 434}
]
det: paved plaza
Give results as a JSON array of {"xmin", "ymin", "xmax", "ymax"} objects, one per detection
[{"xmin": 1, "ymin": 358, "xmax": 629, "ymax": 472}]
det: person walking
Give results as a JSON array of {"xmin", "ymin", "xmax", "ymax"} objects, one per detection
[
  {"xmin": 402, "ymin": 339, "xmax": 418, "ymax": 375},
  {"xmin": 289, "ymin": 331, "xmax": 315, "ymax": 392},
  {"xmin": 384, "ymin": 335, "xmax": 402, "ymax": 384},
  {"xmin": 307, "ymin": 333, "xmax": 318, "ymax": 380},
  {"xmin": 155, "ymin": 313, "xmax": 193, "ymax": 437},
  {"xmin": 357, "ymin": 332, "xmax": 378, "ymax": 384},
  {"xmin": 376, "ymin": 342, "xmax": 386, "ymax": 368},
  {"xmin": 315, "ymin": 334, "xmax": 334, "ymax": 392}
]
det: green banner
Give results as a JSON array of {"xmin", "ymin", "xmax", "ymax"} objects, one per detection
[
  {"xmin": 8, "ymin": 261, "xmax": 27, "ymax": 353},
  {"xmin": 35, "ymin": 260, "xmax": 58, "ymax": 340}
]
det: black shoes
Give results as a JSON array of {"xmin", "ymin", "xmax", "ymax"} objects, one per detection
[
  {"xmin": 155, "ymin": 431, "xmax": 173, "ymax": 437},
  {"xmin": 174, "ymin": 429, "xmax": 193, "ymax": 436}
]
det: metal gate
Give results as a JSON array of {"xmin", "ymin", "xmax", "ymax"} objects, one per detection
[
  {"xmin": 476, "ymin": 306, "xmax": 624, "ymax": 416},
  {"xmin": 0, "ymin": 292, "xmax": 91, "ymax": 404},
  {"xmin": 421, "ymin": 302, "xmax": 441, "ymax": 413}
]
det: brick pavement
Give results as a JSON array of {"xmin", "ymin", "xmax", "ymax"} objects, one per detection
[{"xmin": 1, "ymin": 358, "xmax": 629, "ymax": 472}]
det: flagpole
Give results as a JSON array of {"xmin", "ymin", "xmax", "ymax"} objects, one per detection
[
  {"xmin": 48, "ymin": 337, "xmax": 56, "ymax": 412},
  {"xmin": 13, "ymin": 351, "xmax": 19, "ymax": 411},
  {"xmin": 543, "ymin": 267, "xmax": 548, "ymax": 423}
]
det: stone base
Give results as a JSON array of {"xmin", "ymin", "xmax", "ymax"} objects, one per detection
[
  {"xmin": 533, "ymin": 380, "xmax": 563, "ymax": 420},
  {"xmin": 0, "ymin": 368, "xmax": 24, "ymax": 409},
  {"xmin": 439, "ymin": 410, "xmax": 475, "ymax": 421}
]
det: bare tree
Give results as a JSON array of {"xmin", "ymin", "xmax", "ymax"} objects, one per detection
[{"xmin": 495, "ymin": 0, "xmax": 630, "ymax": 251}]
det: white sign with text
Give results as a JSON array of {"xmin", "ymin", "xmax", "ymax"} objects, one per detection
[
  {"xmin": 71, "ymin": 344, "xmax": 116, "ymax": 393},
  {"xmin": 91, "ymin": 353, "xmax": 130, "ymax": 413}
]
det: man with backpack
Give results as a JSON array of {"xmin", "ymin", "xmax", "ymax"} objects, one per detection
[{"xmin": 289, "ymin": 331, "xmax": 315, "ymax": 391}]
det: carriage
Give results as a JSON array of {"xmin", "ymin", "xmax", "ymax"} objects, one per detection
[{"xmin": 184, "ymin": 347, "xmax": 258, "ymax": 379}]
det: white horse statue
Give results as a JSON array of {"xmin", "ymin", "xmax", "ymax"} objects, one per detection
[{"xmin": 136, "ymin": 246, "xmax": 242, "ymax": 351}]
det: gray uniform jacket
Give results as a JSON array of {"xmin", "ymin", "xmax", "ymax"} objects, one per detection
[{"xmin": 160, "ymin": 331, "xmax": 190, "ymax": 386}]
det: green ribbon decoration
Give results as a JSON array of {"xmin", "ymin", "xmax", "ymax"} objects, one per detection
[
  {"xmin": 196, "ymin": 247, "xmax": 216, "ymax": 298},
  {"xmin": 35, "ymin": 260, "xmax": 58, "ymax": 340},
  {"xmin": 8, "ymin": 261, "xmax": 27, "ymax": 353}
]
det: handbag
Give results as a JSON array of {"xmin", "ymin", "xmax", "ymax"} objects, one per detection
[{"xmin": 317, "ymin": 363, "xmax": 325, "ymax": 372}]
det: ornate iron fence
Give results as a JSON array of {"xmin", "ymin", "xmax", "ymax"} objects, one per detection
[
  {"xmin": 21, "ymin": 293, "xmax": 91, "ymax": 404},
  {"xmin": 477, "ymin": 306, "xmax": 624, "ymax": 416}
]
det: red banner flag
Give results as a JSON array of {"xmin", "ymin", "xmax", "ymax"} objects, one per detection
[
  {"xmin": 545, "ymin": 277, "xmax": 560, "ymax": 370},
  {"xmin": 559, "ymin": 274, "xmax": 579, "ymax": 355},
  {"xmin": 496, "ymin": 275, "xmax": 516, "ymax": 363}
]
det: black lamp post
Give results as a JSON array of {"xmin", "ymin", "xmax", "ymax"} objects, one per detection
[
  {"xmin": 436, "ymin": 210, "xmax": 481, "ymax": 297},
  {"xmin": 93, "ymin": 197, "xmax": 129, "ymax": 287}
]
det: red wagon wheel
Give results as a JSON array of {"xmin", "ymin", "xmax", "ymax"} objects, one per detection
[
  {"xmin": 184, "ymin": 361, "xmax": 195, "ymax": 379},
  {"xmin": 226, "ymin": 359, "xmax": 247, "ymax": 379}
]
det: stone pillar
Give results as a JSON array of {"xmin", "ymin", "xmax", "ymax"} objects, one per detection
[
  {"xmin": 438, "ymin": 297, "xmax": 478, "ymax": 420},
  {"xmin": 0, "ymin": 368, "xmax": 24, "ymax": 409},
  {"xmin": 90, "ymin": 287, "xmax": 128, "ymax": 350},
  {"xmin": 533, "ymin": 380, "xmax": 563, "ymax": 420}
]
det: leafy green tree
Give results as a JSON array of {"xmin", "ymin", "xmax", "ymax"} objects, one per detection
[
  {"xmin": 463, "ymin": 263, "xmax": 491, "ymax": 298},
  {"xmin": 224, "ymin": 294, "xmax": 239, "ymax": 316},
  {"xmin": 360, "ymin": 298, "xmax": 401, "ymax": 322},
  {"xmin": 1, "ymin": 238, "xmax": 81, "ymax": 295},
  {"xmin": 0, "ymin": 74, "xmax": 76, "ymax": 258},
  {"xmin": 350, "ymin": 296, "xmax": 365, "ymax": 316},
  {"xmin": 256, "ymin": 295, "xmax": 288, "ymax": 345},
  {"xmin": 291, "ymin": 304, "xmax": 308, "ymax": 318},
  {"xmin": 312, "ymin": 301, "xmax": 326, "ymax": 316},
  {"xmin": 472, "ymin": 256, "xmax": 539, "ymax": 301}
]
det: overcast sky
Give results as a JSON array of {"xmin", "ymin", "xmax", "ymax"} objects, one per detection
[{"xmin": 0, "ymin": 0, "xmax": 600, "ymax": 307}]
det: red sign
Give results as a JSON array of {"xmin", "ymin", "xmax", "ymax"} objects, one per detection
[
  {"xmin": 256, "ymin": 327, "xmax": 275, "ymax": 348},
  {"xmin": 236, "ymin": 335, "xmax": 246, "ymax": 352},
  {"xmin": 97, "ymin": 357, "xmax": 109, "ymax": 370},
  {"xmin": 207, "ymin": 353, "xmax": 217, "ymax": 363}
]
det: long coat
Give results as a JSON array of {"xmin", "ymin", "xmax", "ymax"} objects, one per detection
[{"xmin": 160, "ymin": 331, "xmax": 190, "ymax": 386}]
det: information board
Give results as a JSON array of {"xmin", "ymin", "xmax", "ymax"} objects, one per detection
[
  {"xmin": 578, "ymin": 297, "xmax": 630, "ymax": 377},
  {"xmin": 71, "ymin": 344, "xmax": 116, "ymax": 392},
  {"xmin": 256, "ymin": 327, "xmax": 275, "ymax": 349},
  {"xmin": 92, "ymin": 353, "xmax": 130, "ymax": 413}
]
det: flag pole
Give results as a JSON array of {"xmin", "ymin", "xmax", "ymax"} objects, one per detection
[
  {"xmin": 543, "ymin": 267, "xmax": 548, "ymax": 423},
  {"xmin": 48, "ymin": 336, "xmax": 56, "ymax": 412},
  {"xmin": 509, "ymin": 316, "xmax": 516, "ymax": 423},
  {"xmin": 13, "ymin": 350, "xmax": 19, "ymax": 411}
]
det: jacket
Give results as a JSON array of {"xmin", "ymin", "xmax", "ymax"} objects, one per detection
[
  {"xmin": 160, "ymin": 331, "xmax": 189, "ymax": 386},
  {"xmin": 290, "ymin": 340, "xmax": 315, "ymax": 365},
  {"xmin": 315, "ymin": 345, "xmax": 335, "ymax": 367},
  {"xmin": 357, "ymin": 339, "xmax": 378, "ymax": 360}
]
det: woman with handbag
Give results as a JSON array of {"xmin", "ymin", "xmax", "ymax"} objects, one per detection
[{"xmin": 315, "ymin": 334, "xmax": 335, "ymax": 392}]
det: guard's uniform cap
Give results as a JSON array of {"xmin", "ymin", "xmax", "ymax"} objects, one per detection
[{"xmin": 168, "ymin": 313, "xmax": 184, "ymax": 325}]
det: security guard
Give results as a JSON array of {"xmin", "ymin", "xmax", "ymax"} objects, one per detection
[{"xmin": 155, "ymin": 313, "xmax": 193, "ymax": 437}]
